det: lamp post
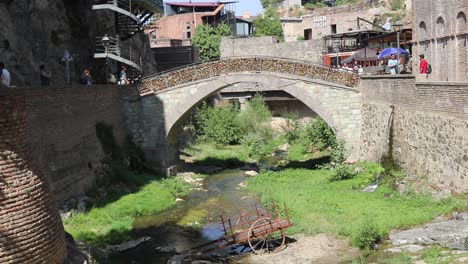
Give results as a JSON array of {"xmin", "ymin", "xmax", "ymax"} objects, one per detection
[
  {"xmin": 102, "ymin": 35, "xmax": 110, "ymax": 83},
  {"xmin": 61, "ymin": 50, "xmax": 73, "ymax": 84},
  {"xmin": 393, "ymin": 19, "xmax": 403, "ymax": 74}
]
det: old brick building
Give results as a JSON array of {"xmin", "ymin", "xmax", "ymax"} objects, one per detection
[{"xmin": 412, "ymin": 0, "xmax": 468, "ymax": 81}]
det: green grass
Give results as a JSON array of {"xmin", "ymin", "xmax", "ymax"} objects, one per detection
[
  {"xmin": 63, "ymin": 178, "xmax": 190, "ymax": 246},
  {"xmin": 288, "ymin": 143, "xmax": 330, "ymax": 161},
  {"xmin": 247, "ymin": 167, "xmax": 465, "ymax": 247},
  {"xmin": 183, "ymin": 143, "xmax": 250, "ymax": 165}
]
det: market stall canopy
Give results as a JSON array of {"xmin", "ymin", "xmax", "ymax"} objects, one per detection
[{"xmin": 341, "ymin": 48, "xmax": 379, "ymax": 64}]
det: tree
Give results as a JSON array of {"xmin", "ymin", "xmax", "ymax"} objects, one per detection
[
  {"xmin": 192, "ymin": 23, "xmax": 232, "ymax": 62},
  {"xmin": 260, "ymin": 0, "xmax": 282, "ymax": 8},
  {"xmin": 253, "ymin": 8, "xmax": 284, "ymax": 40}
]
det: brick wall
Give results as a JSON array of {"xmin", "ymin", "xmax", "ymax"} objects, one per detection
[
  {"xmin": 0, "ymin": 93, "xmax": 67, "ymax": 263},
  {"xmin": 1, "ymin": 85, "xmax": 129, "ymax": 203},
  {"xmin": 359, "ymin": 77, "xmax": 468, "ymax": 192}
]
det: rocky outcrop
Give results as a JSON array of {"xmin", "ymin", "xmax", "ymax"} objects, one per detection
[
  {"xmin": 0, "ymin": 0, "xmax": 156, "ymax": 86},
  {"xmin": 390, "ymin": 218, "xmax": 468, "ymax": 250}
]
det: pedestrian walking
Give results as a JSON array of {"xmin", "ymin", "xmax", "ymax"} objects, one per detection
[
  {"xmin": 39, "ymin": 64, "xmax": 51, "ymax": 86},
  {"xmin": 81, "ymin": 69, "xmax": 93, "ymax": 86},
  {"xmin": 119, "ymin": 65, "xmax": 129, "ymax": 85}
]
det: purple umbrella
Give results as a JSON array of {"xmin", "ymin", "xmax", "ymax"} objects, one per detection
[{"xmin": 377, "ymin": 47, "xmax": 408, "ymax": 59}]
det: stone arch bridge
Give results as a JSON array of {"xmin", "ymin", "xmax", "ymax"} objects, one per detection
[{"xmin": 130, "ymin": 57, "xmax": 363, "ymax": 168}]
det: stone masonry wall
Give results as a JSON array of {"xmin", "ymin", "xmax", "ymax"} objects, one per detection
[
  {"xmin": 1, "ymin": 86, "xmax": 128, "ymax": 203},
  {"xmin": 359, "ymin": 76, "xmax": 468, "ymax": 192},
  {"xmin": 220, "ymin": 37, "xmax": 323, "ymax": 63},
  {"xmin": 0, "ymin": 93, "xmax": 67, "ymax": 263}
]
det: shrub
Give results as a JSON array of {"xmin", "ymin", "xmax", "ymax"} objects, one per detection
[
  {"xmin": 194, "ymin": 102, "xmax": 242, "ymax": 145},
  {"xmin": 281, "ymin": 112, "xmax": 301, "ymax": 144},
  {"xmin": 329, "ymin": 164, "xmax": 356, "ymax": 182},
  {"xmin": 300, "ymin": 118, "xmax": 336, "ymax": 150},
  {"xmin": 330, "ymin": 139, "xmax": 348, "ymax": 165},
  {"xmin": 353, "ymin": 220, "xmax": 383, "ymax": 249},
  {"xmin": 241, "ymin": 132, "xmax": 269, "ymax": 159},
  {"xmin": 238, "ymin": 93, "xmax": 272, "ymax": 134}
]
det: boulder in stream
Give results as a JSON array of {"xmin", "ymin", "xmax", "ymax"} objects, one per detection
[
  {"xmin": 105, "ymin": 237, "xmax": 151, "ymax": 252},
  {"xmin": 390, "ymin": 219, "xmax": 468, "ymax": 249}
]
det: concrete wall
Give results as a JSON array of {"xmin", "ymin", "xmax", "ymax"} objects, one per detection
[
  {"xmin": 0, "ymin": 92, "xmax": 67, "ymax": 263},
  {"xmin": 359, "ymin": 76, "xmax": 468, "ymax": 193},
  {"xmin": 412, "ymin": 0, "xmax": 468, "ymax": 81},
  {"xmin": 1, "ymin": 85, "xmax": 129, "ymax": 203},
  {"xmin": 220, "ymin": 36, "xmax": 323, "ymax": 63}
]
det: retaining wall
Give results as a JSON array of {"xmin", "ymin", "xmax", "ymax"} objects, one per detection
[{"xmin": 359, "ymin": 77, "xmax": 468, "ymax": 193}]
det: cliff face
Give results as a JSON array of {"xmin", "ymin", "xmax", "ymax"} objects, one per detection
[{"xmin": 0, "ymin": 0, "xmax": 157, "ymax": 86}]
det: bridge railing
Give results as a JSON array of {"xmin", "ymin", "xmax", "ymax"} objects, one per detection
[{"xmin": 139, "ymin": 56, "xmax": 359, "ymax": 95}]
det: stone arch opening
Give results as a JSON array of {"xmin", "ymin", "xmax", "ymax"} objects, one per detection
[
  {"xmin": 436, "ymin": 16, "xmax": 446, "ymax": 36},
  {"xmin": 457, "ymin": 12, "xmax": 467, "ymax": 32},
  {"xmin": 418, "ymin": 21, "xmax": 427, "ymax": 39},
  {"xmin": 160, "ymin": 73, "xmax": 362, "ymax": 160}
]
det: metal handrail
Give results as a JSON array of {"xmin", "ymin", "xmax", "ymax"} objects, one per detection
[{"xmin": 95, "ymin": 35, "xmax": 141, "ymax": 68}]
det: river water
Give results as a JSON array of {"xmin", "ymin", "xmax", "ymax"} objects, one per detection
[{"xmin": 107, "ymin": 169, "xmax": 260, "ymax": 263}]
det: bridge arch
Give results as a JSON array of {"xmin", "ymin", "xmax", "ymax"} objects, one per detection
[{"xmin": 137, "ymin": 57, "xmax": 362, "ymax": 166}]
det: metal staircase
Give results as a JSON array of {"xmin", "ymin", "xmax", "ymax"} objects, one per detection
[{"xmin": 92, "ymin": 0, "xmax": 163, "ymax": 82}]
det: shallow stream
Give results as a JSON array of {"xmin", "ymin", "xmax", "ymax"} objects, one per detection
[{"xmin": 107, "ymin": 169, "xmax": 260, "ymax": 263}]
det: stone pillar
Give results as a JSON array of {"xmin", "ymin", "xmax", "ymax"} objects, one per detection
[{"xmin": 0, "ymin": 93, "xmax": 67, "ymax": 263}]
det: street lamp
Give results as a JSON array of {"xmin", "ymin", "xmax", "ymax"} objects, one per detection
[
  {"xmin": 393, "ymin": 19, "xmax": 403, "ymax": 74},
  {"xmin": 102, "ymin": 35, "xmax": 110, "ymax": 83},
  {"xmin": 61, "ymin": 50, "xmax": 73, "ymax": 84}
]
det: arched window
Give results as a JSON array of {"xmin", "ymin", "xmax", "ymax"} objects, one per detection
[
  {"xmin": 436, "ymin": 16, "xmax": 446, "ymax": 36},
  {"xmin": 419, "ymin": 21, "xmax": 427, "ymax": 39},
  {"xmin": 457, "ymin": 12, "xmax": 467, "ymax": 33}
]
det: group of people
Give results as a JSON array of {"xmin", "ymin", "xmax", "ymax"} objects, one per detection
[
  {"xmin": 387, "ymin": 53, "xmax": 429, "ymax": 75},
  {"xmin": 2, "ymin": 63, "xmax": 132, "ymax": 88},
  {"xmin": 341, "ymin": 60, "xmax": 364, "ymax": 75}
]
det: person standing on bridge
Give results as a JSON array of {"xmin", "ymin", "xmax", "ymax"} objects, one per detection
[
  {"xmin": 387, "ymin": 54, "xmax": 398, "ymax": 75},
  {"xmin": 119, "ymin": 65, "xmax": 129, "ymax": 85}
]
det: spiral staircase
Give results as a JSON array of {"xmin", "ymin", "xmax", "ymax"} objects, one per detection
[{"xmin": 92, "ymin": 0, "xmax": 163, "ymax": 81}]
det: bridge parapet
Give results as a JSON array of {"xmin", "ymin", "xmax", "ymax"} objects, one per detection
[{"xmin": 139, "ymin": 57, "xmax": 359, "ymax": 95}]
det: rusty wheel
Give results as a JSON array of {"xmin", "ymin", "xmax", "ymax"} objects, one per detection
[{"xmin": 247, "ymin": 217, "xmax": 286, "ymax": 254}]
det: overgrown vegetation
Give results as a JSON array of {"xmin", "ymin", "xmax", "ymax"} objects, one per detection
[
  {"xmin": 191, "ymin": 94, "xmax": 337, "ymax": 162},
  {"xmin": 247, "ymin": 166, "xmax": 465, "ymax": 250},
  {"xmin": 63, "ymin": 177, "xmax": 190, "ymax": 246},
  {"xmin": 192, "ymin": 23, "xmax": 231, "ymax": 62}
]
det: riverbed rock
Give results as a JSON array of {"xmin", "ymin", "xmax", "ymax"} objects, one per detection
[
  {"xmin": 176, "ymin": 198, "xmax": 185, "ymax": 202},
  {"xmin": 385, "ymin": 244, "xmax": 426, "ymax": 253},
  {"xmin": 390, "ymin": 219, "xmax": 468, "ymax": 249},
  {"xmin": 245, "ymin": 170, "xmax": 258, "ymax": 176},
  {"xmin": 452, "ymin": 212, "xmax": 468, "ymax": 221},
  {"xmin": 362, "ymin": 184, "xmax": 378, "ymax": 192},
  {"xmin": 106, "ymin": 237, "xmax": 151, "ymax": 252}
]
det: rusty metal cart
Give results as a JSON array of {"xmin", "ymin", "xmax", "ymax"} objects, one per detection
[{"xmin": 193, "ymin": 203, "xmax": 293, "ymax": 254}]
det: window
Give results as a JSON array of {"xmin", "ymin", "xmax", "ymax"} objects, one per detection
[
  {"xmin": 419, "ymin": 21, "xmax": 427, "ymax": 39},
  {"xmin": 457, "ymin": 12, "xmax": 467, "ymax": 32},
  {"xmin": 436, "ymin": 16, "xmax": 445, "ymax": 36},
  {"xmin": 331, "ymin": 24, "xmax": 337, "ymax": 34}
]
